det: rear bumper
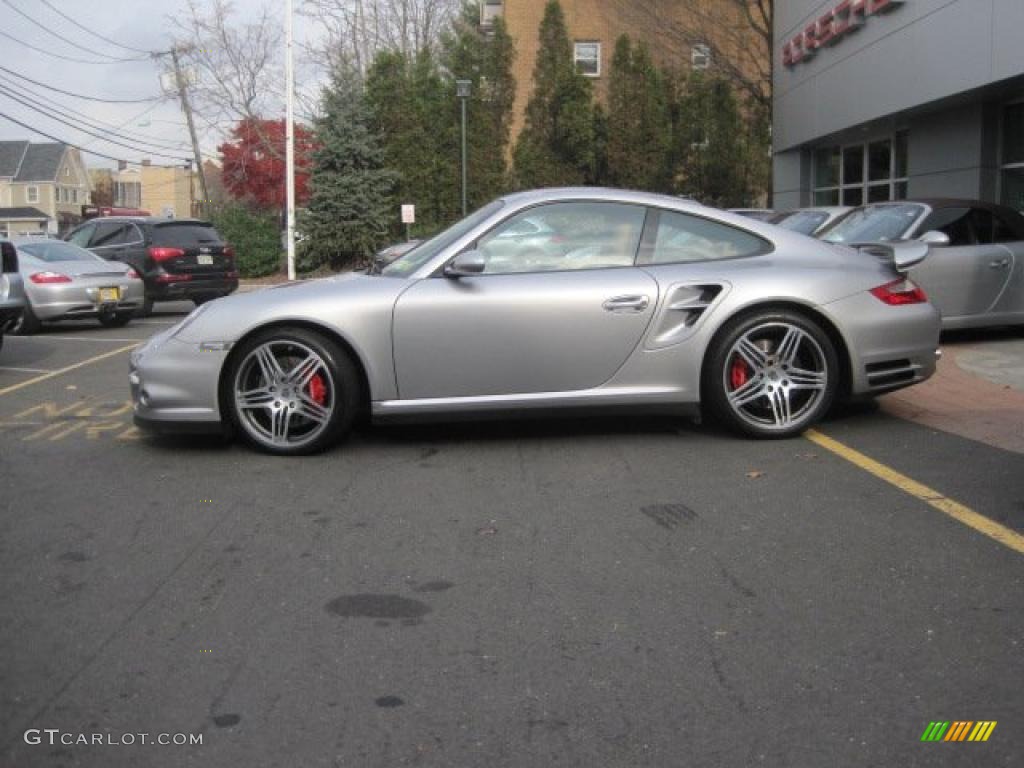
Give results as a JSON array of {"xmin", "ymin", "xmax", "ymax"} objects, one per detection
[
  {"xmin": 31, "ymin": 281, "xmax": 145, "ymax": 321},
  {"xmin": 823, "ymin": 292, "xmax": 942, "ymax": 396},
  {"xmin": 146, "ymin": 274, "xmax": 239, "ymax": 301}
]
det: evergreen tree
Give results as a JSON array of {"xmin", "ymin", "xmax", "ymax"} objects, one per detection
[
  {"xmin": 513, "ymin": 0, "xmax": 596, "ymax": 188},
  {"xmin": 301, "ymin": 70, "xmax": 398, "ymax": 271},
  {"xmin": 441, "ymin": 4, "xmax": 516, "ymax": 209},
  {"xmin": 672, "ymin": 72, "xmax": 750, "ymax": 207},
  {"xmin": 605, "ymin": 35, "xmax": 671, "ymax": 192},
  {"xmin": 366, "ymin": 49, "xmax": 459, "ymax": 237}
]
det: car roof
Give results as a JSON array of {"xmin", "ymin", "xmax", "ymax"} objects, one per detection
[
  {"xmin": 500, "ymin": 187, "xmax": 708, "ymax": 212},
  {"xmin": 80, "ymin": 216, "xmax": 213, "ymax": 225}
]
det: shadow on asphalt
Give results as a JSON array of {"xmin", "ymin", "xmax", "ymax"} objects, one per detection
[{"xmin": 941, "ymin": 325, "xmax": 1024, "ymax": 344}]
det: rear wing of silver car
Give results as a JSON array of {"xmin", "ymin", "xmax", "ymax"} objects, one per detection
[{"xmin": 849, "ymin": 241, "xmax": 928, "ymax": 273}]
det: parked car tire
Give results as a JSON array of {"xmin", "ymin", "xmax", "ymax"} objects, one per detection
[
  {"xmin": 136, "ymin": 294, "xmax": 154, "ymax": 318},
  {"xmin": 225, "ymin": 327, "xmax": 360, "ymax": 455},
  {"xmin": 13, "ymin": 303, "xmax": 42, "ymax": 335},
  {"xmin": 704, "ymin": 309, "xmax": 838, "ymax": 438}
]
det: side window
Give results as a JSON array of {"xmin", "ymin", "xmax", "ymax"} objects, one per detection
[
  {"xmin": 90, "ymin": 222, "xmax": 129, "ymax": 247},
  {"xmin": 67, "ymin": 222, "xmax": 95, "ymax": 247},
  {"xmin": 476, "ymin": 202, "xmax": 646, "ymax": 274},
  {"xmin": 918, "ymin": 207, "xmax": 974, "ymax": 246},
  {"xmin": 968, "ymin": 209, "xmax": 994, "ymax": 245},
  {"xmin": 644, "ymin": 210, "xmax": 770, "ymax": 264}
]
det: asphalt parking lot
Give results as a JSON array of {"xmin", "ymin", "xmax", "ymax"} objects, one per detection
[{"xmin": 1, "ymin": 303, "xmax": 1022, "ymax": 768}]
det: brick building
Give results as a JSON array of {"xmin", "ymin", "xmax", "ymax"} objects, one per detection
[{"xmin": 486, "ymin": 0, "xmax": 768, "ymax": 142}]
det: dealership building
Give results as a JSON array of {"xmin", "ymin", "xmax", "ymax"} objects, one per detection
[{"xmin": 772, "ymin": 0, "xmax": 1024, "ymax": 211}]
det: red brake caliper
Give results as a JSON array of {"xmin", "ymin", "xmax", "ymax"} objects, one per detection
[
  {"xmin": 308, "ymin": 373, "xmax": 327, "ymax": 406},
  {"xmin": 730, "ymin": 357, "xmax": 749, "ymax": 390}
]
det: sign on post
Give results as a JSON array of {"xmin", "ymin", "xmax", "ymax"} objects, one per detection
[{"xmin": 401, "ymin": 204, "xmax": 415, "ymax": 224}]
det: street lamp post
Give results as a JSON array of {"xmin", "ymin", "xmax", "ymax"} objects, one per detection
[{"xmin": 456, "ymin": 79, "xmax": 471, "ymax": 218}]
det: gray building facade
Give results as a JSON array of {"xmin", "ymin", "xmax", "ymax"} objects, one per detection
[{"xmin": 772, "ymin": 0, "xmax": 1024, "ymax": 211}]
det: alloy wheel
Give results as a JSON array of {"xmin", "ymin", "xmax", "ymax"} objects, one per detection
[
  {"xmin": 233, "ymin": 340, "xmax": 335, "ymax": 449},
  {"xmin": 722, "ymin": 321, "xmax": 829, "ymax": 431}
]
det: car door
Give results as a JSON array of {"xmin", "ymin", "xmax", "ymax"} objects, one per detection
[
  {"xmin": 912, "ymin": 207, "xmax": 1010, "ymax": 319},
  {"xmin": 391, "ymin": 201, "xmax": 657, "ymax": 399},
  {"xmin": 989, "ymin": 208, "xmax": 1024, "ymax": 316}
]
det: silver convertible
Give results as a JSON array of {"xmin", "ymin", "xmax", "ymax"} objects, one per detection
[{"xmin": 131, "ymin": 188, "xmax": 942, "ymax": 455}]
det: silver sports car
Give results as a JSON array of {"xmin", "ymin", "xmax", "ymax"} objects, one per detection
[
  {"xmin": 131, "ymin": 188, "xmax": 941, "ymax": 455},
  {"xmin": 820, "ymin": 199, "xmax": 1024, "ymax": 329},
  {"xmin": 14, "ymin": 239, "xmax": 144, "ymax": 333}
]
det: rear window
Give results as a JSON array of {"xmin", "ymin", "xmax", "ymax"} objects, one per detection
[
  {"xmin": 151, "ymin": 223, "xmax": 223, "ymax": 247},
  {"xmin": 18, "ymin": 240, "xmax": 104, "ymax": 263}
]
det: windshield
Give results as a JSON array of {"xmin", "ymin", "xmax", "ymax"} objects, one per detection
[
  {"xmin": 821, "ymin": 204, "xmax": 925, "ymax": 243},
  {"xmin": 381, "ymin": 200, "xmax": 504, "ymax": 277},
  {"xmin": 776, "ymin": 211, "xmax": 830, "ymax": 235},
  {"xmin": 17, "ymin": 240, "xmax": 104, "ymax": 263}
]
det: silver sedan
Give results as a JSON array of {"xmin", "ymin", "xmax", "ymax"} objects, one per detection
[
  {"xmin": 820, "ymin": 199, "xmax": 1024, "ymax": 330},
  {"xmin": 14, "ymin": 239, "xmax": 144, "ymax": 333},
  {"xmin": 131, "ymin": 188, "xmax": 941, "ymax": 454}
]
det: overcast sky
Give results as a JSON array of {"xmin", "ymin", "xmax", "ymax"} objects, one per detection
[{"xmin": 0, "ymin": 0, "xmax": 320, "ymax": 170}]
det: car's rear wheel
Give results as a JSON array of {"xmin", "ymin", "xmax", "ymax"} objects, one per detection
[
  {"xmin": 13, "ymin": 303, "xmax": 42, "ymax": 335},
  {"xmin": 705, "ymin": 310, "xmax": 838, "ymax": 438},
  {"xmin": 227, "ymin": 327, "xmax": 359, "ymax": 455},
  {"xmin": 98, "ymin": 311, "xmax": 133, "ymax": 328}
]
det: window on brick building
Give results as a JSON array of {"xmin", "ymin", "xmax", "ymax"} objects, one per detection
[
  {"xmin": 691, "ymin": 43, "xmax": 711, "ymax": 70},
  {"xmin": 574, "ymin": 42, "xmax": 601, "ymax": 77}
]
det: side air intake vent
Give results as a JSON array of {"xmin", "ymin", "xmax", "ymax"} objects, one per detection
[{"xmin": 646, "ymin": 282, "xmax": 727, "ymax": 349}]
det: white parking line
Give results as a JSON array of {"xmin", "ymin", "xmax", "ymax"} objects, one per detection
[{"xmin": 0, "ymin": 366, "xmax": 53, "ymax": 374}]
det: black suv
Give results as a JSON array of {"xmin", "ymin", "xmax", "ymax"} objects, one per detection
[{"xmin": 64, "ymin": 217, "xmax": 238, "ymax": 316}]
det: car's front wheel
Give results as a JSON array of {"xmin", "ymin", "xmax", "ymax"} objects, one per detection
[
  {"xmin": 226, "ymin": 327, "xmax": 360, "ymax": 455},
  {"xmin": 704, "ymin": 310, "xmax": 838, "ymax": 438}
]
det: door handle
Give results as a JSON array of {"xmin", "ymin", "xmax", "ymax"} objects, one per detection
[
  {"xmin": 988, "ymin": 258, "xmax": 1010, "ymax": 269},
  {"xmin": 602, "ymin": 295, "xmax": 649, "ymax": 312}
]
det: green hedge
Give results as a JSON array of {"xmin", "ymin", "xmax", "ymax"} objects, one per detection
[{"xmin": 210, "ymin": 204, "xmax": 282, "ymax": 278}]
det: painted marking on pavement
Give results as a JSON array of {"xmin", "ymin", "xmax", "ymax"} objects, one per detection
[
  {"xmin": 3, "ymin": 335, "xmax": 144, "ymax": 343},
  {"xmin": 805, "ymin": 429, "xmax": 1024, "ymax": 555},
  {"xmin": 0, "ymin": 344, "xmax": 137, "ymax": 398},
  {"xmin": 0, "ymin": 366, "xmax": 53, "ymax": 373}
]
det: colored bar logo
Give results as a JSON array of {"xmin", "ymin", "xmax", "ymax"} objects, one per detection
[{"xmin": 921, "ymin": 721, "xmax": 997, "ymax": 742}]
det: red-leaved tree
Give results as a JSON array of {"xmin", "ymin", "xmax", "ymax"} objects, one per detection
[{"xmin": 218, "ymin": 118, "xmax": 317, "ymax": 210}]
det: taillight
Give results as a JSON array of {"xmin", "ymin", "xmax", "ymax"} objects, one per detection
[
  {"xmin": 154, "ymin": 273, "xmax": 191, "ymax": 283},
  {"xmin": 870, "ymin": 278, "xmax": 928, "ymax": 306},
  {"xmin": 148, "ymin": 247, "xmax": 185, "ymax": 262},
  {"xmin": 126, "ymin": 267, "xmax": 141, "ymax": 279},
  {"xmin": 30, "ymin": 271, "xmax": 72, "ymax": 284},
  {"xmin": 224, "ymin": 245, "xmax": 235, "ymax": 259}
]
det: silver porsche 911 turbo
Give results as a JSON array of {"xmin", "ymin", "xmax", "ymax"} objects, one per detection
[{"xmin": 131, "ymin": 188, "xmax": 942, "ymax": 455}]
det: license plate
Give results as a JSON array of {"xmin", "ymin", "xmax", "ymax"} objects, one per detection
[
  {"xmin": 197, "ymin": 254, "xmax": 214, "ymax": 265},
  {"xmin": 98, "ymin": 287, "xmax": 120, "ymax": 303}
]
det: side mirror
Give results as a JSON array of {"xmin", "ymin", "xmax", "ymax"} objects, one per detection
[
  {"xmin": 918, "ymin": 230, "xmax": 950, "ymax": 246},
  {"xmin": 444, "ymin": 249, "xmax": 486, "ymax": 277}
]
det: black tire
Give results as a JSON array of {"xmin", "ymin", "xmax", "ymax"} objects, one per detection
[
  {"xmin": 192, "ymin": 295, "xmax": 217, "ymax": 306},
  {"xmin": 13, "ymin": 303, "xmax": 42, "ymax": 335},
  {"xmin": 225, "ymin": 326, "xmax": 360, "ymax": 455},
  {"xmin": 703, "ymin": 309, "xmax": 839, "ymax": 439},
  {"xmin": 136, "ymin": 294, "xmax": 154, "ymax": 318},
  {"xmin": 98, "ymin": 311, "xmax": 133, "ymax": 328}
]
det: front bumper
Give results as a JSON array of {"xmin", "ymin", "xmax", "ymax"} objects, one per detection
[{"xmin": 130, "ymin": 331, "xmax": 230, "ymax": 432}]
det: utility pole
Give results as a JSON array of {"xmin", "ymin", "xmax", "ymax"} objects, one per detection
[
  {"xmin": 285, "ymin": 0, "xmax": 296, "ymax": 281},
  {"xmin": 168, "ymin": 46, "xmax": 209, "ymax": 218},
  {"xmin": 456, "ymin": 80, "xmax": 471, "ymax": 217}
]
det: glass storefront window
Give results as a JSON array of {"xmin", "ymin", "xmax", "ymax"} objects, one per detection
[
  {"xmin": 815, "ymin": 147, "xmax": 839, "ymax": 188},
  {"xmin": 814, "ymin": 189, "xmax": 840, "ymax": 206},
  {"xmin": 1001, "ymin": 103, "xmax": 1024, "ymax": 209},
  {"xmin": 868, "ymin": 140, "xmax": 891, "ymax": 182},
  {"xmin": 842, "ymin": 187, "xmax": 863, "ymax": 206},
  {"xmin": 1002, "ymin": 167, "xmax": 1024, "ymax": 211},
  {"xmin": 868, "ymin": 184, "xmax": 891, "ymax": 202},
  {"xmin": 843, "ymin": 146, "xmax": 864, "ymax": 184},
  {"xmin": 894, "ymin": 131, "xmax": 909, "ymax": 178}
]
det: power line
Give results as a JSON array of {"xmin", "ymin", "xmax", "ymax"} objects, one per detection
[
  {"xmin": 37, "ymin": 0, "xmax": 152, "ymax": 55},
  {"xmin": 0, "ymin": 88, "xmax": 192, "ymax": 162},
  {"xmin": 0, "ymin": 64, "xmax": 162, "ymax": 104},
  {"xmin": 0, "ymin": 110, "xmax": 189, "ymax": 167},
  {"xmin": 1, "ymin": 0, "xmax": 148, "ymax": 63},
  {"xmin": 0, "ymin": 75, "xmax": 193, "ymax": 153},
  {"xmin": 0, "ymin": 28, "xmax": 134, "ymax": 66},
  {"xmin": 0, "ymin": 84, "xmax": 194, "ymax": 156}
]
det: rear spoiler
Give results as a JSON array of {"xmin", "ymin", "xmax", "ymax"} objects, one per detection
[{"xmin": 849, "ymin": 240, "xmax": 929, "ymax": 273}]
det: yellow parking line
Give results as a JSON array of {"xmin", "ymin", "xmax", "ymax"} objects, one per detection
[
  {"xmin": 805, "ymin": 429, "xmax": 1024, "ymax": 555},
  {"xmin": 0, "ymin": 343, "xmax": 137, "ymax": 398}
]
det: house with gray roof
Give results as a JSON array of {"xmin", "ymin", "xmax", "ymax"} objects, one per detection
[{"xmin": 0, "ymin": 141, "xmax": 92, "ymax": 236}]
